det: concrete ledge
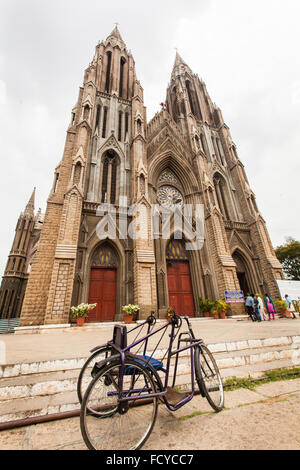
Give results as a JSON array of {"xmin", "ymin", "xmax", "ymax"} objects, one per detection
[{"xmin": 14, "ymin": 324, "xmax": 71, "ymax": 335}]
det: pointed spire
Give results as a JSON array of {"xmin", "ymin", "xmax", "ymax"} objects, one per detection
[
  {"xmin": 107, "ymin": 24, "xmax": 123, "ymax": 42},
  {"xmin": 171, "ymin": 50, "xmax": 193, "ymax": 81},
  {"xmin": 24, "ymin": 187, "xmax": 35, "ymax": 216},
  {"xmin": 173, "ymin": 51, "xmax": 187, "ymax": 68}
]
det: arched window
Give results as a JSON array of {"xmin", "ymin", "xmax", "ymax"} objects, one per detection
[
  {"xmin": 119, "ymin": 57, "xmax": 126, "ymax": 97},
  {"xmin": 83, "ymin": 105, "xmax": 90, "ymax": 121},
  {"xmin": 105, "ymin": 51, "xmax": 112, "ymax": 93},
  {"xmin": 102, "ymin": 107, "xmax": 108, "ymax": 138},
  {"xmin": 216, "ymin": 138, "xmax": 224, "ymax": 165},
  {"xmin": 101, "ymin": 150, "xmax": 119, "ymax": 204},
  {"xmin": 137, "ymin": 119, "xmax": 142, "ymax": 134},
  {"xmin": 125, "ymin": 112, "xmax": 129, "ymax": 137},
  {"xmin": 213, "ymin": 174, "xmax": 230, "ymax": 220},
  {"xmin": 53, "ymin": 173, "xmax": 59, "ymax": 193},
  {"xmin": 118, "ymin": 111, "xmax": 123, "ymax": 141},
  {"xmin": 200, "ymin": 134, "xmax": 206, "ymax": 153},
  {"xmin": 95, "ymin": 105, "xmax": 101, "ymax": 129},
  {"xmin": 73, "ymin": 162, "xmax": 82, "ymax": 186},
  {"xmin": 171, "ymin": 87, "xmax": 179, "ymax": 122},
  {"xmin": 186, "ymin": 80, "xmax": 202, "ymax": 120}
]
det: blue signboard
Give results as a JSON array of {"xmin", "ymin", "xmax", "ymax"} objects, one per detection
[{"xmin": 225, "ymin": 290, "xmax": 245, "ymax": 303}]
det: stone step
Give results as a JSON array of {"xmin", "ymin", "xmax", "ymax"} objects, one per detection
[{"xmin": 0, "ymin": 335, "xmax": 299, "ymax": 423}]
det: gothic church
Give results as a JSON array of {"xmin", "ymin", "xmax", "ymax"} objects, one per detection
[{"xmin": 0, "ymin": 27, "xmax": 283, "ymax": 325}]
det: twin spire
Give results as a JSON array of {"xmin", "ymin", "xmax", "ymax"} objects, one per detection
[{"xmin": 106, "ymin": 26, "xmax": 191, "ymax": 76}]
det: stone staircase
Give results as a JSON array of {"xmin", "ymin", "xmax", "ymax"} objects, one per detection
[{"xmin": 0, "ymin": 334, "xmax": 299, "ymax": 424}]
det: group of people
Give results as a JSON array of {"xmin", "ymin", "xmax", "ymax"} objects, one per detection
[{"xmin": 245, "ymin": 293, "xmax": 297, "ymax": 322}]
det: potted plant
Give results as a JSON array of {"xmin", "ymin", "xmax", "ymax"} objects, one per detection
[
  {"xmin": 215, "ymin": 300, "xmax": 228, "ymax": 319},
  {"xmin": 122, "ymin": 304, "xmax": 140, "ymax": 324},
  {"xmin": 167, "ymin": 307, "xmax": 176, "ymax": 322},
  {"xmin": 199, "ymin": 297, "xmax": 215, "ymax": 317},
  {"xmin": 71, "ymin": 303, "xmax": 96, "ymax": 326},
  {"xmin": 211, "ymin": 306, "xmax": 219, "ymax": 319},
  {"xmin": 275, "ymin": 300, "xmax": 289, "ymax": 318}
]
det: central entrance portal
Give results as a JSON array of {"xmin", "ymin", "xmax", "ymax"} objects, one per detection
[
  {"xmin": 88, "ymin": 244, "xmax": 118, "ymax": 322},
  {"xmin": 166, "ymin": 239, "xmax": 195, "ymax": 317}
]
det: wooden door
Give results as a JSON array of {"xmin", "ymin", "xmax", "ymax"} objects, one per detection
[
  {"xmin": 88, "ymin": 268, "xmax": 117, "ymax": 322},
  {"xmin": 167, "ymin": 261, "xmax": 195, "ymax": 317}
]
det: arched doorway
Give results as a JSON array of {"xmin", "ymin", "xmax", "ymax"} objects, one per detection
[
  {"xmin": 88, "ymin": 244, "xmax": 118, "ymax": 322},
  {"xmin": 232, "ymin": 250, "xmax": 252, "ymax": 296},
  {"xmin": 166, "ymin": 239, "xmax": 195, "ymax": 317}
]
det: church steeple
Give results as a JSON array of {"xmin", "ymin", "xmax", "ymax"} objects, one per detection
[
  {"xmin": 107, "ymin": 24, "xmax": 124, "ymax": 42},
  {"xmin": 24, "ymin": 187, "xmax": 35, "ymax": 217}
]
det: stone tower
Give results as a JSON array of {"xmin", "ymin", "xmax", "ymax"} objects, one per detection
[
  {"xmin": 147, "ymin": 52, "xmax": 283, "ymax": 316},
  {"xmin": 17, "ymin": 30, "xmax": 283, "ymax": 326},
  {"xmin": 0, "ymin": 189, "xmax": 43, "ymax": 319},
  {"xmin": 19, "ymin": 27, "xmax": 157, "ymax": 326}
]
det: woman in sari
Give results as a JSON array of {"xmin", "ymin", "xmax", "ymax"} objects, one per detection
[{"xmin": 265, "ymin": 293, "xmax": 276, "ymax": 320}]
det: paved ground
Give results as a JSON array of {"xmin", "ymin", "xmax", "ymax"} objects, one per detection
[
  {"xmin": 0, "ymin": 378, "xmax": 299, "ymax": 450},
  {"xmin": 1, "ymin": 316, "xmax": 300, "ymax": 364}
]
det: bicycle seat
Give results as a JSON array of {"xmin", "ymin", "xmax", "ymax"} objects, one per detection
[{"xmin": 125, "ymin": 355, "xmax": 164, "ymax": 375}]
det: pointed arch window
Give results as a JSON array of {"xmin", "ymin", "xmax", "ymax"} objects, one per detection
[
  {"xmin": 73, "ymin": 162, "xmax": 82, "ymax": 186},
  {"xmin": 95, "ymin": 105, "xmax": 101, "ymax": 129},
  {"xmin": 171, "ymin": 87, "xmax": 179, "ymax": 122},
  {"xmin": 102, "ymin": 107, "xmax": 108, "ymax": 138},
  {"xmin": 83, "ymin": 105, "xmax": 90, "ymax": 121},
  {"xmin": 213, "ymin": 174, "xmax": 230, "ymax": 220},
  {"xmin": 125, "ymin": 112, "xmax": 129, "ymax": 138},
  {"xmin": 185, "ymin": 80, "xmax": 202, "ymax": 120},
  {"xmin": 137, "ymin": 119, "xmax": 142, "ymax": 134},
  {"xmin": 101, "ymin": 150, "xmax": 119, "ymax": 204},
  {"xmin": 119, "ymin": 57, "xmax": 126, "ymax": 97},
  {"xmin": 118, "ymin": 111, "xmax": 123, "ymax": 141},
  {"xmin": 105, "ymin": 51, "xmax": 112, "ymax": 93}
]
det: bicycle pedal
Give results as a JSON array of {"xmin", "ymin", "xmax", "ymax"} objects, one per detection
[{"xmin": 165, "ymin": 387, "xmax": 190, "ymax": 406}]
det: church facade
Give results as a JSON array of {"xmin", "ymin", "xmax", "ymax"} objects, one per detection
[{"xmin": 0, "ymin": 27, "xmax": 284, "ymax": 325}]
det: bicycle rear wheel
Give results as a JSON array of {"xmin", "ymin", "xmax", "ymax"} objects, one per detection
[
  {"xmin": 195, "ymin": 344, "xmax": 224, "ymax": 412},
  {"xmin": 77, "ymin": 346, "xmax": 112, "ymax": 404},
  {"xmin": 80, "ymin": 359, "xmax": 158, "ymax": 450}
]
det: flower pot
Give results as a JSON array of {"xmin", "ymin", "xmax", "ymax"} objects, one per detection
[
  {"xmin": 219, "ymin": 312, "xmax": 226, "ymax": 319},
  {"xmin": 203, "ymin": 312, "xmax": 210, "ymax": 318},
  {"xmin": 76, "ymin": 317, "xmax": 85, "ymax": 327},
  {"xmin": 213, "ymin": 313, "xmax": 219, "ymax": 320},
  {"xmin": 124, "ymin": 314, "xmax": 133, "ymax": 324}
]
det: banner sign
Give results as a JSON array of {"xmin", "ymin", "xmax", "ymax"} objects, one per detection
[{"xmin": 225, "ymin": 290, "xmax": 245, "ymax": 303}]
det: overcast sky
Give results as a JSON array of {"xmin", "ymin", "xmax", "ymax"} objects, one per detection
[{"xmin": 0, "ymin": 0, "xmax": 299, "ymax": 275}]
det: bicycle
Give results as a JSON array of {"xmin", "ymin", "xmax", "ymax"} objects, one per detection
[{"xmin": 80, "ymin": 311, "xmax": 224, "ymax": 450}]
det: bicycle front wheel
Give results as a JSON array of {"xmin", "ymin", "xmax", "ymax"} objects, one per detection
[
  {"xmin": 195, "ymin": 344, "xmax": 224, "ymax": 412},
  {"xmin": 80, "ymin": 359, "xmax": 158, "ymax": 450}
]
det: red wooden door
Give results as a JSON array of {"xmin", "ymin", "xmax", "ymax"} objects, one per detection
[
  {"xmin": 167, "ymin": 261, "xmax": 195, "ymax": 317},
  {"xmin": 88, "ymin": 268, "xmax": 116, "ymax": 322}
]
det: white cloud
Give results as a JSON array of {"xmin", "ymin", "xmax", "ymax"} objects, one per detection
[{"xmin": 0, "ymin": 0, "xmax": 299, "ymax": 274}]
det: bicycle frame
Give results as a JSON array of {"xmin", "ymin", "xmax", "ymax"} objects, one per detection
[{"xmin": 106, "ymin": 316, "xmax": 204, "ymax": 412}]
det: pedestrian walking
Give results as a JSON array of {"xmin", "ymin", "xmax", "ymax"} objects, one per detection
[
  {"xmin": 285, "ymin": 294, "xmax": 297, "ymax": 319},
  {"xmin": 257, "ymin": 295, "xmax": 267, "ymax": 321},
  {"xmin": 245, "ymin": 294, "xmax": 257, "ymax": 321},
  {"xmin": 254, "ymin": 295, "xmax": 262, "ymax": 321},
  {"xmin": 265, "ymin": 293, "xmax": 275, "ymax": 321}
]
